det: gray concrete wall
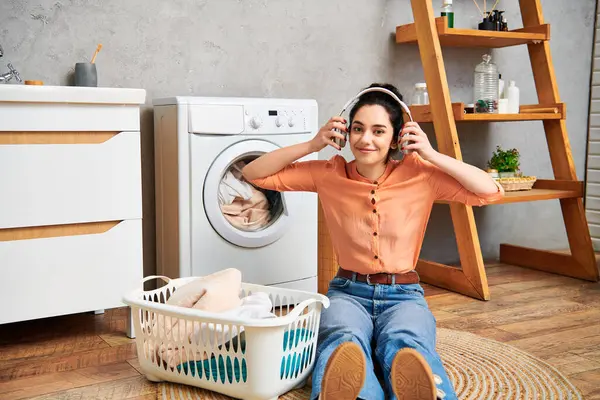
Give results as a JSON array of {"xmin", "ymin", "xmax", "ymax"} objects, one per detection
[{"xmin": 0, "ymin": 0, "xmax": 595, "ymax": 276}]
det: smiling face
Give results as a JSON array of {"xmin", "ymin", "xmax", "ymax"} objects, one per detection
[{"xmin": 349, "ymin": 104, "xmax": 398, "ymax": 166}]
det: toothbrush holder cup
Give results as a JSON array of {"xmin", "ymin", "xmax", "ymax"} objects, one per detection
[{"xmin": 74, "ymin": 62, "xmax": 97, "ymax": 87}]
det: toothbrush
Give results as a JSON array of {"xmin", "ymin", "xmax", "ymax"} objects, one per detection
[{"xmin": 90, "ymin": 44, "xmax": 103, "ymax": 64}]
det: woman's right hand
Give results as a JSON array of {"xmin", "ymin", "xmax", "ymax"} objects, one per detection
[{"xmin": 309, "ymin": 116, "xmax": 348, "ymax": 152}]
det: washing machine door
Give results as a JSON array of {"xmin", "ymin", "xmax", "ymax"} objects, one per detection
[{"xmin": 203, "ymin": 139, "xmax": 297, "ymax": 248}]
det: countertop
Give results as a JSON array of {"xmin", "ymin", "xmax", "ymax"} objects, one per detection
[{"xmin": 0, "ymin": 85, "xmax": 146, "ymax": 105}]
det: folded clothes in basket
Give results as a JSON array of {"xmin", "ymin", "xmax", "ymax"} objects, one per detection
[
  {"xmin": 152, "ymin": 268, "xmax": 276, "ymax": 370},
  {"xmin": 166, "ymin": 268, "xmax": 243, "ymax": 311},
  {"xmin": 158, "ymin": 293, "xmax": 275, "ymax": 369},
  {"xmin": 187, "ymin": 292, "xmax": 276, "ymax": 350},
  {"xmin": 177, "ymin": 328, "xmax": 314, "ymax": 384}
]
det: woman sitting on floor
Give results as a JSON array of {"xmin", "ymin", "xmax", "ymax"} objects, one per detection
[{"xmin": 243, "ymin": 83, "xmax": 504, "ymax": 400}]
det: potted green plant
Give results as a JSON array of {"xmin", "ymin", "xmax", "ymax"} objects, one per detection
[{"xmin": 487, "ymin": 145, "xmax": 520, "ymax": 178}]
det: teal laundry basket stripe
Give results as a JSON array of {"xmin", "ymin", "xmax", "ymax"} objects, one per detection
[
  {"xmin": 178, "ymin": 354, "xmax": 247, "ymax": 383},
  {"xmin": 177, "ymin": 328, "xmax": 313, "ymax": 384},
  {"xmin": 282, "ymin": 327, "xmax": 314, "ymax": 351}
]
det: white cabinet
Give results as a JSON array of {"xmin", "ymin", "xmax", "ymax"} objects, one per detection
[{"xmin": 0, "ymin": 85, "xmax": 146, "ymax": 338}]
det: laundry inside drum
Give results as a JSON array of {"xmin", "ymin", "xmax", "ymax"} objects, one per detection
[{"xmin": 217, "ymin": 155, "xmax": 284, "ymax": 232}]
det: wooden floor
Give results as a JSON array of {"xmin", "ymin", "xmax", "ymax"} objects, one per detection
[{"xmin": 1, "ymin": 263, "xmax": 599, "ymax": 399}]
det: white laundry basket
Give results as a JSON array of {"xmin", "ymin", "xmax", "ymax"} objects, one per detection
[{"xmin": 123, "ymin": 276, "xmax": 330, "ymax": 400}]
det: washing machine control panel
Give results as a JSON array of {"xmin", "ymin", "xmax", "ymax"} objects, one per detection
[{"xmin": 243, "ymin": 106, "xmax": 310, "ymax": 134}]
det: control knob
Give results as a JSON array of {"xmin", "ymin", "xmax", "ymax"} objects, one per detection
[{"xmin": 249, "ymin": 116, "xmax": 262, "ymax": 129}]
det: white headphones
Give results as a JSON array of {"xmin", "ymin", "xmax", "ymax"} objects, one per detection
[{"xmin": 332, "ymin": 87, "xmax": 414, "ymax": 160}]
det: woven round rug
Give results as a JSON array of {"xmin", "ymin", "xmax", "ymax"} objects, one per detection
[
  {"xmin": 435, "ymin": 328, "xmax": 582, "ymax": 399},
  {"xmin": 159, "ymin": 328, "xmax": 583, "ymax": 399}
]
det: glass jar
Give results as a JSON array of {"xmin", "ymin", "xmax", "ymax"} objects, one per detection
[{"xmin": 473, "ymin": 54, "xmax": 499, "ymax": 113}]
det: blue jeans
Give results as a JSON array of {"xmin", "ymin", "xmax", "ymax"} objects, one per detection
[{"xmin": 310, "ymin": 273, "xmax": 457, "ymax": 400}]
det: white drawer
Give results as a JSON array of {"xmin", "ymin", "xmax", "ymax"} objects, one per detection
[
  {"xmin": 0, "ymin": 103, "xmax": 141, "ymax": 131},
  {"xmin": 0, "ymin": 219, "xmax": 142, "ymax": 324},
  {"xmin": 0, "ymin": 132, "xmax": 142, "ymax": 229}
]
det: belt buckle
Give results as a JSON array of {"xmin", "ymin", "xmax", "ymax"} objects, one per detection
[{"xmin": 366, "ymin": 274, "xmax": 376, "ymax": 285}]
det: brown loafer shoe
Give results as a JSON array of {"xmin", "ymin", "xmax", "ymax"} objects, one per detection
[
  {"xmin": 320, "ymin": 341, "xmax": 367, "ymax": 400},
  {"xmin": 391, "ymin": 348, "xmax": 436, "ymax": 400}
]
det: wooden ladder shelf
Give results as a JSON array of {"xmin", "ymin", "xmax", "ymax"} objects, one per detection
[
  {"xmin": 317, "ymin": 0, "xmax": 599, "ymax": 300},
  {"xmin": 403, "ymin": 0, "xmax": 599, "ymax": 300}
]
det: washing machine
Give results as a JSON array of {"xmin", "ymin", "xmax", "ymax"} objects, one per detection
[{"xmin": 153, "ymin": 96, "xmax": 318, "ymax": 292}]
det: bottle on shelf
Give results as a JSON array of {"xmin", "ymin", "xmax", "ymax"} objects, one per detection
[
  {"xmin": 507, "ymin": 80, "xmax": 520, "ymax": 114},
  {"xmin": 473, "ymin": 54, "xmax": 499, "ymax": 113},
  {"xmin": 441, "ymin": 0, "xmax": 454, "ymax": 28},
  {"xmin": 498, "ymin": 98, "xmax": 509, "ymax": 113},
  {"xmin": 498, "ymin": 73, "xmax": 507, "ymax": 113},
  {"xmin": 411, "ymin": 83, "xmax": 429, "ymax": 105},
  {"xmin": 478, "ymin": 10, "xmax": 507, "ymax": 31},
  {"xmin": 478, "ymin": 15, "xmax": 495, "ymax": 31}
]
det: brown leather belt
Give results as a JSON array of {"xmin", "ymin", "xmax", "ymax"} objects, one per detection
[{"xmin": 336, "ymin": 267, "xmax": 419, "ymax": 285}]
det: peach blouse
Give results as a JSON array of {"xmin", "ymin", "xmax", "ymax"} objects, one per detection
[{"xmin": 249, "ymin": 153, "xmax": 504, "ymax": 275}]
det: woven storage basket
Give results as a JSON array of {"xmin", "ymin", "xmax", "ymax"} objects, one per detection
[{"xmin": 497, "ymin": 176, "xmax": 537, "ymax": 191}]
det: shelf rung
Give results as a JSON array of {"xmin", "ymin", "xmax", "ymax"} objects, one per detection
[
  {"xmin": 493, "ymin": 179, "xmax": 583, "ymax": 204},
  {"xmin": 396, "ymin": 17, "xmax": 550, "ymax": 48},
  {"xmin": 499, "ymin": 244, "xmax": 599, "ymax": 281},
  {"xmin": 416, "ymin": 260, "xmax": 487, "ymax": 300},
  {"xmin": 491, "ymin": 179, "xmax": 583, "ymax": 204},
  {"xmin": 434, "ymin": 180, "xmax": 583, "ymax": 205},
  {"xmin": 492, "ymin": 188, "xmax": 579, "ymax": 204},
  {"xmin": 409, "ymin": 102, "xmax": 564, "ymax": 123}
]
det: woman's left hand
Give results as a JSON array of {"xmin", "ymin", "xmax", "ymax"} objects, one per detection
[{"xmin": 399, "ymin": 122, "xmax": 437, "ymax": 161}]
